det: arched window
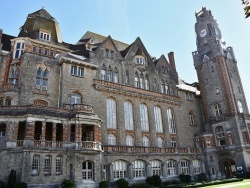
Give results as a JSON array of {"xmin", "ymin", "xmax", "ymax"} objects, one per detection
[
  {"xmin": 169, "ymin": 84, "xmax": 173, "ymax": 95},
  {"xmin": 113, "ymin": 160, "xmax": 127, "ymax": 179},
  {"xmin": 107, "ymin": 98, "xmax": 116, "ymax": 129},
  {"xmin": 215, "ymin": 126, "xmax": 226, "ymax": 146},
  {"xmin": 35, "ymin": 68, "xmax": 42, "ymax": 89},
  {"xmin": 35, "ymin": 67, "xmax": 49, "ymax": 91},
  {"xmin": 142, "ymin": 136, "xmax": 149, "ymax": 147},
  {"xmin": 0, "ymin": 98, "xmax": 3, "ymax": 106},
  {"xmin": 139, "ymin": 73, "xmax": 144, "ymax": 88},
  {"xmin": 165, "ymin": 83, "xmax": 169, "ymax": 94},
  {"xmin": 133, "ymin": 160, "xmax": 145, "ymax": 178},
  {"xmin": 44, "ymin": 155, "xmax": 52, "ymax": 174},
  {"xmin": 0, "ymin": 129, "xmax": 5, "ymax": 137},
  {"xmin": 140, "ymin": 104, "xmax": 149, "ymax": 131},
  {"xmin": 126, "ymin": 135, "xmax": 134, "ymax": 146},
  {"xmin": 125, "ymin": 71, "xmax": 129, "ymax": 84},
  {"xmin": 42, "ymin": 69, "xmax": 48, "ymax": 90},
  {"xmin": 9, "ymin": 68, "xmax": 19, "ymax": 85},
  {"xmin": 180, "ymin": 160, "xmax": 189, "ymax": 174},
  {"xmin": 32, "ymin": 155, "xmax": 40, "ymax": 175},
  {"xmin": 157, "ymin": 137, "xmax": 163, "ymax": 148},
  {"xmin": 113, "ymin": 67, "xmax": 118, "ymax": 83},
  {"xmin": 71, "ymin": 93, "xmax": 81, "ymax": 104},
  {"xmin": 167, "ymin": 160, "xmax": 176, "ymax": 176},
  {"xmin": 101, "ymin": 64, "xmax": 106, "ymax": 80},
  {"xmin": 55, "ymin": 156, "xmax": 62, "ymax": 174},
  {"xmin": 6, "ymin": 97, "xmax": 11, "ymax": 106},
  {"xmin": 154, "ymin": 106, "xmax": 163, "ymax": 133},
  {"xmin": 188, "ymin": 112, "xmax": 195, "ymax": 126},
  {"xmin": 171, "ymin": 138, "xmax": 176, "ymax": 148},
  {"xmin": 150, "ymin": 160, "xmax": 161, "ymax": 176},
  {"xmin": 238, "ymin": 100, "xmax": 243, "ymax": 113},
  {"xmin": 167, "ymin": 109, "xmax": 176, "ymax": 134},
  {"xmin": 160, "ymin": 82, "xmax": 164, "ymax": 93},
  {"xmin": 107, "ymin": 66, "xmax": 112, "ymax": 82},
  {"xmin": 134, "ymin": 72, "xmax": 139, "ymax": 88},
  {"xmin": 192, "ymin": 160, "xmax": 201, "ymax": 174},
  {"xmin": 145, "ymin": 75, "xmax": 149, "ymax": 90},
  {"xmin": 214, "ymin": 103, "xmax": 222, "ymax": 116},
  {"xmin": 124, "ymin": 101, "xmax": 134, "ymax": 130},
  {"xmin": 108, "ymin": 134, "xmax": 116, "ymax": 145},
  {"xmin": 82, "ymin": 161, "xmax": 94, "ymax": 180}
]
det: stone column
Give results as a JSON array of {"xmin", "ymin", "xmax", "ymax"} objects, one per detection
[
  {"xmin": 24, "ymin": 121, "xmax": 35, "ymax": 147},
  {"xmin": 108, "ymin": 163, "xmax": 114, "ymax": 182},
  {"xmin": 94, "ymin": 125, "xmax": 101, "ymax": 143},
  {"xmin": 75, "ymin": 124, "xmax": 82, "ymax": 142},
  {"xmin": 52, "ymin": 123, "xmax": 56, "ymax": 147},
  {"xmin": 63, "ymin": 123, "xmax": 69, "ymax": 142},
  {"xmin": 128, "ymin": 163, "xmax": 134, "ymax": 179},
  {"xmin": 162, "ymin": 162, "xmax": 167, "ymax": 177},
  {"xmin": 146, "ymin": 162, "xmax": 152, "ymax": 177},
  {"xmin": 41, "ymin": 122, "xmax": 46, "ymax": 141},
  {"xmin": 148, "ymin": 104, "xmax": 157, "ymax": 147}
]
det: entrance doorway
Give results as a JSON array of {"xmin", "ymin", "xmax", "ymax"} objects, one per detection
[{"xmin": 219, "ymin": 159, "xmax": 236, "ymax": 178}]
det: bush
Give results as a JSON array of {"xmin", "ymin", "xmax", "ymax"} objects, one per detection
[
  {"xmin": 195, "ymin": 173, "xmax": 208, "ymax": 182},
  {"xmin": 99, "ymin": 180, "xmax": 109, "ymax": 188},
  {"xmin": 243, "ymin": 171, "xmax": 250, "ymax": 179},
  {"xmin": 146, "ymin": 176, "xmax": 155, "ymax": 186},
  {"xmin": 131, "ymin": 182, "xmax": 151, "ymax": 188},
  {"xmin": 179, "ymin": 174, "xmax": 191, "ymax": 183},
  {"xmin": 14, "ymin": 182, "xmax": 27, "ymax": 188},
  {"xmin": 61, "ymin": 179, "xmax": 76, "ymax": 188},
  {"xmin": 0, "ymin": 181, "xmax": 4, "ymax": 188},
  {"xmin": 153, "ymin": 175, "xmax": 162, "ymax": 187},
  {"xmin": 116, "ymin": 178, "xmax": 128, "ymax": 188},
  {"xmin": 8, "ymin": 169, "xmax": 16, "ymax": 188}
]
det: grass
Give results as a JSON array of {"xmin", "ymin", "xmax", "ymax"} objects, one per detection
[{"xmin": 204, "ymin": 179, "xmax": 250, "ymax": 188}]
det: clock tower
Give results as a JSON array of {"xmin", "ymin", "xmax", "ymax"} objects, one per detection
[{"xmin": 193, "ymin": 7, "xmax": 250, "ymax": 178}]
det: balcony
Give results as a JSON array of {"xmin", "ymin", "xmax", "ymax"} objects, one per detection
[
  {"xmin": 14, "ymin": 140, "xmax": 102, "ymax": 151},
  {"xmin": 102, "ymin": 145, "xmax": 202, "ymax": 154},
  {"xmin": 93, "ymin": 79, "xmax": 181, "ymax": 105},
  {"xmin": 1, "ymin": 83, "xmax": 19, "ymax": 91},
  {"xmin": 63, "ymin": 103, "xmax": 93, "ymax": 113}
]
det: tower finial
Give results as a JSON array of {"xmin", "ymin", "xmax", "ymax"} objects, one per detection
[{"xmin": 42, "ymin": 6, "xmax": 45, "ymax": 9}]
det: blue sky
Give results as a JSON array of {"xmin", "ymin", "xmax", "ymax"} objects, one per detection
[{"xmin": 1, "ymin": 0, "xmax": 250, "ymax": 107}]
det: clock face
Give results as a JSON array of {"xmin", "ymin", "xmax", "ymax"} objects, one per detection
[{"xmin": 200, "ymin": 29, "xmax": 207, "ymax": 37}]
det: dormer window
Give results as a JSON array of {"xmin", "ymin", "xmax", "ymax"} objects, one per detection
[
  {"xmin": 13, "ymin": 40, "xmax": 25, "ymax": 59},
  {"xmin": 135, "ymin": 56, "xmax": 145, "ymax": 65},
  {"xmin": 39, "ymin": 31, "xmax": 51, "ymax": 42}
]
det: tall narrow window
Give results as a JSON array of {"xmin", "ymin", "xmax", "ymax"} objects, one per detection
[
  {"xmin": 44, "ymin": 155, "xmax": 51, "ymax": 174},
  {"xmin": 215, "ymin": 126, "xmax": 226, "ymax": 146},
  {"xmin": 125, "ymin": 71, "xmax": 129, "ymax": 84},
  {"xmin": 14, "ymin": 41, "xmax": 25, "ymax": 59},
  {"xmin": 107, "ymin": 98, "xmax": 116, "ymax": 129},
  {"xmin": 214, "ymin": 103, "xmax": 222, "ymax": 116},
  {"xmin": 35, "ymin": 68, "xmax": 49, "ymax": 91},
  {"xmin": 35, "ymin": 68, "xmax": 42, "ymax": 89},
  {"xmin": 169, "ymin": 84, "xmax": 173, "ymax": 95},
  {"xmin": 193, "ymin": 160, "xmax": 201, "ymax": 174},
  {"xmin": 113, "ymin": 67, "xmax": 118, "ymax": 83},
  {"xmin": 107, "ymin": 66, "xmax": 112, "ymax": 82},
  {"xmin": 108, "ymin": 134, "xmax": 116, "ymax": 145},
  {"xmin": 140, "ymin": 74, "xmax": 144, "ymax": 88},
  {"xmin": 42, "ymin": 69, "xmax": 48, "ymax": 90},
  {"xmin": 32, "ymin": 155, "xmax": 40, "ymax": 175},
  {"xmin": 160, "ymin": 82, "xmax": 165, "ymax": 93},
  {"xmin": 82, "ymin": 161, "xmax": 94, "ymax": 180},
  {"xmin": 9, "ymin": 69, "xmax": 19, "ymax": 85},
  {"xmin": 140, "ymin": 104, "xmax": 149, "ymax": 131},
  {"xmin": 133, "ymin": 160, "xmax": 145, "ymax": 178},
  {"xmin": 165, "ymin": 84, "xmax": 169, "ymax": 94},
  {"xmin": 124, "ymin": 101, "xmax": 134, "ymax": 130},
  {"xmin": 167, "ymin": 160, "xmax": 176, "ymax": 176},
  {"xmin": 101, "ymin": 64, "xmax": 106, "ymax": 80},
  {"xmin": 55, "ymin": 156, "xmax": 62, "ymax": 174},
  {"xmin": 171, "ymin": 138, "xmax": 176, "ymax": 148},
  {"xmin": 150, "ymin": 160, "xmax": 161, "ymax": 176},
  {"xmin": 142, "ymin": 136, "xmax": 149, "ymax": 147},
  {"xmin": 189, "ymin": 112, "xmax": 195, "ymax": 126},
  {"xmin": 180, "ymin": 160, "xmax": 189, "ymax": 174},
  {"xmin": 154, "ymin": 106, "xmax": 163, "ymax": 133},
  {"xmin": 6, "ymin": 97, "xmax": 11, "ymax": 106},
  {"xmin": 126, "ymin": 135, "xmax": 134, "ymax": 146},
  {"xmin": 71, "ymin": 93, "xmax": 81, "ymax": 104},
  {"xmin": 134, "ymin": 72, "xmax": 139, "ymax": 88},
  {"xmin": 113, "ymin": 160, "xmax": 127, "ymax": 179},
  {"xmin": 167, "ymin": 109, "xmax": 176, "ymax": 134},
  {"xmin": 238, "ymin": 100, "xmax": 243, "ymax": 113},
  {"xmin": 145, "ymin": 75, "xmax": 149, "ymax": 90},
  {"xmin": 157, "ymin": 137, "xmax": 163, "ymax": 148}
]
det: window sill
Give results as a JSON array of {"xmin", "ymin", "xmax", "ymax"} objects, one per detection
[
  {"xmin": 70, "ymin": 74, "xmax": 84, "ymax": 78},
  {"xmin": 33, "ymin": 90, "xmax": 49, "ymax": 96}
]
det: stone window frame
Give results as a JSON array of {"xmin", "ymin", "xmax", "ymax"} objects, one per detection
[
  {"xmin": 39, "ymin": 31, "xmax": 51, "ymax": 42},
  {"xmin": 150, "ymin": 160, "xmax": 161, "ymax": 176},
  {"xmin": 6, "ymin": 97, "xmax": 12, "ymax": 106},
  {"xmin": 188, "ymin": 111, "xmax": 195, "ymax": 126},
  {"xmin": 31, "ymin": 155, "xmax": 40, "ymax": 175},
  {"xmin": 113, "ymin": 160, "xmax": 127, "ymax": 179},
  {"xmin": 124, "ymin": 101, "xmax": 134, "ymax": 131},
  {"xmin": 167, "ymin": 160, "xmax": 176, "ymax": 176},
  {"xmin": 192, "ymin": 159, "xmax": 201, "ymax": 174},
  {"xmin": 140, "ymin": 103, "xmax": 149, "ymax": 132},
  {"xmin": 113, "ymin": 67, "xmax": 119, "ymax": 83},
  {"xmin": 35, "ymin": 67, "xmax": 49, "ymax": 91},
  {"xmin": 238, "ymin": 100, "xmax": 243, "ymax": 113},
  {"xmin": 108, "ymin": 134, "xmax": 116, "ymax": 145},
  {"xmin": 0, "ymin": 128, "xmax": 5, "ymax": 137},
  {"xmin": 106, "ymin": 98, "xmax": 117, "ymax": 129},
  {"xmin": 142, "ymin": 136, "xmax": 149, "ymax": 147},
  {"xmin": 132, "ymin": 160, "xmax": 145, "ymax": 178},
  {"xmin": 70, "ymin": 93, "xmax": 81, "ymax": 104},
  {"xmin": 213, "ymin": 103, "xmax": 222, "ymax": 116},
  {"xmin": 171, "ymin": 137, "xmax": 177, "ymax": 148},
  {"xmin": 180, "ymin": 160, "xmax": 189, "ymax": 174},
  {"xmin": 154, "ymin": 106, "xmax": 163, "ymax": 133},
  {"xmin": 157, "ymin": 137, "xmax": 163, "ymax": 148},
  {"xmin": 167, "ymin": 108, "xmax": 176, "ymax": 134},
  {"xmin": 82, "ymin": 160, "xmax": 94, "ymax": 180},
  {"xmin": 44, "ymin": 155, "xmax": 52, "ymax": 175},
  {"xmin": 125, "ymin": 135, "xmax": 134, "ymax": 146},
  {"xmin": 70, "ymin": 65, "xmax": 84, "ymax": 77},
  {"xmin": 185, "ymin": 93, "xmax": 193, "ymax": 101},
  {"xmin": 55, "ymin": 156, "xmax": 62, "ymax": 174},
  {"xmin": 215, "ymin": 126, "xmax": 226, "ymax": 147},
  {"xmin": 13, "ymin": 40, "xmax": 25, "ymax": 59},
  {"xmin": 9, "ymin": 68, "xmax": 19, "ymax": 85}
]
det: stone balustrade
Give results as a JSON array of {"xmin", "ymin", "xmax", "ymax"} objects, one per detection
[{"xmin": 1, "ymin": 83, "xmax": 19, "ymax": 91}]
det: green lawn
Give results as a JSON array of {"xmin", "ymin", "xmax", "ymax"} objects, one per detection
[{"xmin": 204, "ymin": 179, "xmax": 250, "ymax": 188}]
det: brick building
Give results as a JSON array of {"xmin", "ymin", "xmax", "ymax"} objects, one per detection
[{"xmin": 0, "ymin": 7, "xmax": 249, "ymax": 188}]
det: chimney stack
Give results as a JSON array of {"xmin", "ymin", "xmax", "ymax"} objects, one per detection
[{"xmin": 168, "ymin": 51, "xmax": 176, "ymax": 71}]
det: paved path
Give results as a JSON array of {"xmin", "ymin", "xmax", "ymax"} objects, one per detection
[{"xmin": 217, "ymin": 181, "xmax": 250, "ymax": 188}]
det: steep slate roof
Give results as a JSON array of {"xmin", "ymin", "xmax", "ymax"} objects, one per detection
[
  {"xmin": 1, "ymin": 33, "xmax": 16, "ymax": 52},
  {"xmin": 28, "ymin": 8, "xmax": 56, "ymax": 22}
]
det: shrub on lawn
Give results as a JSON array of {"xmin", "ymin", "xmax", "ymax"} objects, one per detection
[
  {"xmin": 14, "ymin": 182, "xmax": 27, "ymax": 188},
  {"xmin": 0, "ymin": 181, "xmax": 5, "ymax": 188},
  {"xmin": 61, "ymin": 179, "xmax": 76, "ymax": 188},
  {"xmin": 243, "ymin": 171, "xmax": 250, "ymax": 179},
  {"xmin": 153, "ymin": 175, "xmax": 162, "ymax": 187},
  {"xmin": 116, "ymin": 178, "xmax": 128, "ymax": 188},
  {"xmin": 195, "ymin": 173, "xmax": 208, "ymax": 182},
  {"xmin": 99, "ymin": 180, "xmax": 109, "ymax": 188},
  {"xmin": 146, "ymin": 176, "xmax": 155, "ymax": 186},
  {"xmin": 131, "ymin": 182, "xmax": 151, "ymax": 188},
  {"xmin": 179, "ymin": 174, "xmax": 191, "ymax": 183}
]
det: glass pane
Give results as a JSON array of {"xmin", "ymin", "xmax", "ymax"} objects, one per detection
[
  {"xmin": 37, "ymin": 68, "xmax": 42, "ymax": 77},
  {"xmin": 36, "ymin": 78, "xmax": 41, "ymax": 86},
  {"xmin": 43, "ymin": 70, "xmax": 48, "ymax": 78}
]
